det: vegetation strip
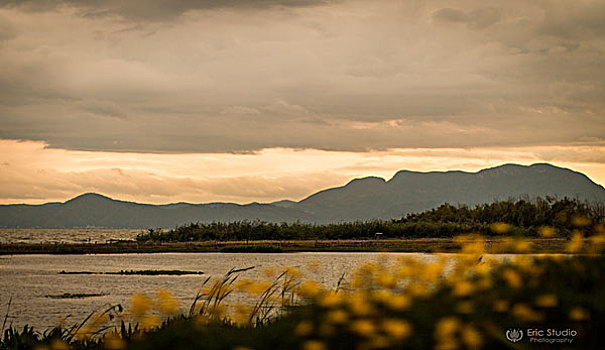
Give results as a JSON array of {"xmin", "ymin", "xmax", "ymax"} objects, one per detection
[
  {"xmin": 136, "ymin": 198, "xmax": 603, "ymax": 242},
  {"xmin": 0, "ymin": 238, "xmax": 576, "ymax": 255},
  {"xmin": 59, "ymin": 270, "xmax": 205, "ymax": 276},
  {"xmin": 45, "ymin": 293, "xmax": 108, "ymax": 299}
]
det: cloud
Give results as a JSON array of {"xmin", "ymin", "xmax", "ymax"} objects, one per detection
[
  {"xmin": 2, "ymin": 0, "xmax": 336, "ymax": 21},
  {"xmin": 0, "ymin": 14, "xmax": 17, "ymax": 42},
  {"xmin": 0, "ymin": 0, "xmax": 603, "ymax": 154},
  {"xmin": 433, "ymin": 7, "xmax": 502, "ymax": 30},
  {"xmin": 221, "ymin": 106, "xmax": 261, "ymax": 116}
]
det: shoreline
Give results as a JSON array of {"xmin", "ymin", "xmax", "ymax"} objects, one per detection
[{"xmin": 0, "ymin": 238, "xmax": 573, "ymax": 255}]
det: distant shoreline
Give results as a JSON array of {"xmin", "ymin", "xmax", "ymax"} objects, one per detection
[{"xmin": 0, "ymin": 238, "xmax": 573, "ymax": 255}]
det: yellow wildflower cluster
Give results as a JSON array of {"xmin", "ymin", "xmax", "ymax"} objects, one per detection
[{"xmin": 129, "ymin": 289, "xmax": 180, "ymax": 330}]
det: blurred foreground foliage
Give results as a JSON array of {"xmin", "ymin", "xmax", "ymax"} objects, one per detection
[
  {"xmin": 136, "ymin": 197, "xmax": 604, "ymax": 242},
  {"xmin": 2, "ymin": 223, "xmax": 605, "ymax": 350}
]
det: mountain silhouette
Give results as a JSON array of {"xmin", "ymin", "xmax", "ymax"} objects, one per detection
[{"xmin": 1, "ymin": 163, "xmax": 603, "ymax": 228}]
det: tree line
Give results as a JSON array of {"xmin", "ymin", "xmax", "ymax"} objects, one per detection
[{"xmin": 136, "ymin": 197, "xmax": 604, "ymax": 242}]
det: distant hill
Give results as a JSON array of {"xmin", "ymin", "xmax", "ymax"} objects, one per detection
[
  {"xmin": 1, "ymin": 163, "xmax": 604, "ymax": 228},
  {"xmin": 297, "ymin": 163, "xmax": 605, "ymax": 222}
]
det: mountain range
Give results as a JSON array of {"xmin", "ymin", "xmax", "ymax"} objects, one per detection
[{"xmin": 1, "ymin": 163, "xmax": 604, "ymax": 228}]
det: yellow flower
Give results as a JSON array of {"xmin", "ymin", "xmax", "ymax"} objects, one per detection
[
  {"xmin": 326, "ymin": 309, "xmax": 348, "ymax": 324},
  {"xmin": 473, "ymin": 263, "xmax": 490, "ymax": 276},
  {"xmin": 422, "ymin": 261, "xmax": 444, "ymax": 281},
  {"xmin": 358, "ymin": 262, "xmax": 378, "ymax": 274},
  {"xmin": 297, "ymin": 280, "xmax": 322, "ymax": 298},
  {"xmin": 295, "ymin": 321, "xmax": 314, "ymax": 337},
  {"xmin": 232, "ymin": 303, "xmax": 251, "ymax": 326},
  {"xmin": 348, "ymin": 293, "xmax": 373, "ymax": 316},
  {"xmin": 461, "ymin": 325, "xmax": 482, "ymax": 349},
  {"xmin": 201, "ymin": 283, "xmax": 217, "ymax": 294},
  {"xmin": 435, "ymin": 317, "xmax": 460, "ymax": 339},
  {"xmin": 319, "ymin": 292, "xmax": 342, "ymax": 308},
  {"xmin": 131, "ymin": 293, "xmax": 152, "ymax": 318},
  {"xmin": 262, "ymin": 267, "xmax": 277, "ymax": 278},
  {"xmin": 373, "ymin": 289, "xmax": 394, "ymax": 304},
  {"xmin": 535, "ymin": 294, "xmax": 558, "ymax": 308},
  {"xmin": 569, "ymin": 307, "xmax": 589, "ymax": 321},
  {"xmin": 285, "ymin": 266, "xmax": 302, "ymax": 279},
  {"xmin": 512, "ymin": 303, "xmax": 543, "ymax": 322},
  {"xmin": 244, "ymin": 281, "xmax": 273, "ymax": 295},
  {"xmin": 382, "ymin": 319, "xmax": 411, "ymax": 340},
  {"xmin": 87, "ymin": 312, "xmax": 107, "ymax": 330},
  {"xmin": 491, "ymin": 222, "xmax": 511, "ymax": 234},
  {"xmin": 396, "ymin": 265, "xmax": 415, "ymax": 279},
  {"xmin": 234, "ymin": 278, "xmax": 253, "ymax": 291},
  {"xmin": 538, "ymin": 226, "xmax": 557, "ymax": 237},
  {"xmin": 406, "ymin": 281, "xmax": 430, "ymax": 298},
  {"xmin": 514, "ymin": 256, "xmax": 538, "ymax": 274},
  {"xmin": 140, "ymin": 314, "xmax": 161, "ymax": 330},
  {"xmin": 375, "ymin": 271, "xmax": 397, "ymax": 288},
  {"xmin": 513, "ymin": 240, "xmax": 532, "ymax": 253},
  {"xmin": 452, "ymin": 281, "xmax": 474, "ymax": 297},
  {"xmin": 386, "ymin": 294, "xmax": 411, "ymax": 311},
  {"xmin": 350, "ymin": 319, "xmax": 376, "ymax": 337},
  {"xmin": 459, "ymin": 236, "xmax": 485, "ymax": 255},
  {"xmin": 207, "ymin": 304, "xmax": 225, "ymax": 318},
  {"xmin": 493, "ymin": 299, "xmax": 509, "ymax": 312},
  {"xmin": 74, "ymin": 326, "xmax": 91, "ymax": 342},
  {"xmin": 104, "ymin": 332, "xmax": 125, "ymax": 350},
  {"xmin": 157, "ymin": 289, "xmax": 179, "ymax": 315},
  {"xmin": 50, "ymin": 339, "xmax": 70, "ymax": 350},
  {"xmin": 502, "ymin": 269, "xmax": 522, "ymax": 288},
  {"xmin": 302, "ymin": 340, "xmax": 327, "ymax": 350},
  {"xmin": 567, "ymin": 232, "xmax": 584, "ymax": 253}
]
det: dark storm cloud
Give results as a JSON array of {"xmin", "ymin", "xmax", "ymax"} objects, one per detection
[
  {"xmin": 2, "ymin": 0, "xmax": 335, "ymax": 21},
  {"xmin": 0, "ymin": 0, "xmax": 603, "ymax": 153}
]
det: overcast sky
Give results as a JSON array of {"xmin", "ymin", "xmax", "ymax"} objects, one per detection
[{"xmin": 1, "ymin": 0, "xmax": 604, "ymax": 204}]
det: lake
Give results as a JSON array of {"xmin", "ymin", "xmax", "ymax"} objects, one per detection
[
  {"xmin": 0, "ymin": 252, "xmax": 450, "ymax": 330},
  {"xmin": 0, "ymin": 228, "xmax": 140, "ymax": 244}
]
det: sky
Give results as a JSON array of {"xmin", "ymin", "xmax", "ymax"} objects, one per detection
[{"xmin": 0, "ymin": 0, "xmax": 604, "ymax": 204}]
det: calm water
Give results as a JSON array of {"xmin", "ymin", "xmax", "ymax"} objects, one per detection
[
  {"xmin": 0, "ymin": 252, "xmax": 447, "ymax": 330},
  {"xmin": 0, "ymin": 228, "xmax": 140, "ymax": 244},
  {"xmin": 0, "ymin": 229, "xmax": 519, "ymax": 331}
]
